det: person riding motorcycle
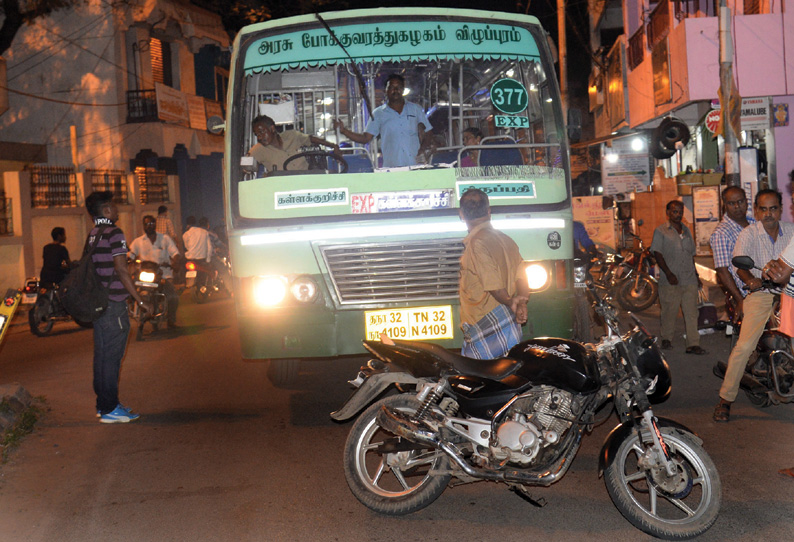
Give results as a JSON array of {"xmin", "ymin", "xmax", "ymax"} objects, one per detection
[
  {"xmin": 40, "ymin": 226, "xmax": 72, "ymax": 286},
  {"xmin": 128, "ymin": 215, "xmax": 181, "ymax": 328}
]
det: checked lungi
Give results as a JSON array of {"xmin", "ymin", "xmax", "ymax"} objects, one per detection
[{"xmin": 461, "ymin": 304, "xmax": 521, "ymax": 359}]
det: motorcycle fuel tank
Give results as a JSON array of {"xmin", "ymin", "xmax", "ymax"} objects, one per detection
[{"xmin": 508, "ymin": 338, "xmax": 601, "ymax": 395}]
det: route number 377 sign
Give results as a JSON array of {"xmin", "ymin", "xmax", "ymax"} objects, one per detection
[{"xmin": 491, "ymin": 78, "xmax": 529, "ymax": 114}]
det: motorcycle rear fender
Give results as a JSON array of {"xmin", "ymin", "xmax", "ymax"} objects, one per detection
[
  {"xmin": 330, "ymin": 371, "xmax": 420, "ymax": 422},
  {"xmin": 597, "ymin": 417, "xmax": 699, "ymax": 478}
]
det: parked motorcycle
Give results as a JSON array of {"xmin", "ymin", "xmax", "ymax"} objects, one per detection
[
  {"xmin": 185, "ymin": 253, "xmax": 231, "ymax": 304},
  {"xmin": 615, "ymin": 236, "xmax": 659, "ymax": 312},
  {"xmin": 128, "ymin": 260, "xmax": 168, "ymax": 341},
  {"xmin": 713, "ymin": 255, "xmax": 794, "ymax": 406},
  {"xmin": 332, "ymin": 285, "xmax": 721, "ymax": 539},
  {"xmin": 27, "ymin": 280, "xmax": 92, "ymax": 336}
]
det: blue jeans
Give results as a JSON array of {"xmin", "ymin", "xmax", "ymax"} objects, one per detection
[{"xmin": 93, "ymin": 300, "xmax": 131, "ymax": 414}]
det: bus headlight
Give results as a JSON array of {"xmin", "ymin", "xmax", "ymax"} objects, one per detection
[
  {"xmin": 290, "ymin": 276, "xmax": 318, "ymax": 303},
  {"xmin": 253, "ymin": 276, "xmax": 288, "ymax": 307},
  {"xmin": 525, "ymin": 263, "xmax": 550, "ymax": 291}
]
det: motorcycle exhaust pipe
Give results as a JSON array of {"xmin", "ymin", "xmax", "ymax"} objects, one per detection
[
  {"xmin": 713, "ymin": 361, "xmax": 768, "ymax": 394},
  {"xmin": 377, "ymin": 406, "xmax": 578, "ymax": 487}
]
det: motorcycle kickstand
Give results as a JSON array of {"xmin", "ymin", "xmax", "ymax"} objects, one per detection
[{"xmin": 510, "ymin": 485, "xmax": 548, "ymax": 508}]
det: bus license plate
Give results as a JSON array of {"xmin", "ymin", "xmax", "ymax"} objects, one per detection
[{"xmin": 365, "ymin": 305, "xmax": 454, "ymax": 341}]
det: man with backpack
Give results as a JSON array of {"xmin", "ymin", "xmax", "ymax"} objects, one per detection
[{"xmin": 84, "ymin": 191, "xmax": 152, "ymax": 423}]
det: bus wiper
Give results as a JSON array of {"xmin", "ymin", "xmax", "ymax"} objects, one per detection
[{"xmin": 315, "ymin": 13, "xmax": 373, "ymax": 117}]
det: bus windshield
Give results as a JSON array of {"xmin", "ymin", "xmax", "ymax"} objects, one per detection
[{"xmin": 230, "ymin": 13, "xmax": 568, "ymax": 226}]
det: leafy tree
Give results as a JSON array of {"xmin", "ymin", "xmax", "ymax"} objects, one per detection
[{"xmin": 0, "ymin": 0, "xmax": 78, "ymax": 57}]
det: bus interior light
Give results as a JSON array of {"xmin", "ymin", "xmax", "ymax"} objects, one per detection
[
  {"xmin": 253, "ymin": 276, "xmax": 288, "ymax": 307},
  {"xmin": 525, "ymin": 263, "xmax": 550, "ymax": 291},
  {"xmin": 290, "ymin": 276, "xmax": 319, "ymax": 303}
]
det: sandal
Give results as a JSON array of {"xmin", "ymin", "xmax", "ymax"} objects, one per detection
[
  {"xmin": 686, "ymin": 346, "xmax": 708, "ymax": 355},
  {"xmin": 713, "ymin": 400, "xmax": 731, "ymax": 422}
]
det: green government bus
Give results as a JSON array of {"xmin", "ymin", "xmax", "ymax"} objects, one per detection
[{"xmin": 219, "ymin": 8, "xmax": 577, "ymax": 384}]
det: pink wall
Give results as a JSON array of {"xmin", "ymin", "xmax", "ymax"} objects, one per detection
[{"xmin": 774, "ymin": 95, "xmax": 794, "ymax": 221}]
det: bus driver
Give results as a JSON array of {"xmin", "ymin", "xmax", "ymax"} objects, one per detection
[{"xmin": 248, "ymin": 114, "xmax": 340, "ymax": 174}]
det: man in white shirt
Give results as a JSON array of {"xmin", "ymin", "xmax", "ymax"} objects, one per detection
[
  {"xmin": 183, "ymin": 215, "xmax": 212, "ymax": 262},
  {"xmin": 128, "ymin": 215, "xmax": 181, "ymax": 328}
]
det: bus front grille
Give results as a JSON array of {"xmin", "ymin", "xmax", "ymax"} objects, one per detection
[{"xmin": 320, "ymin": 239, "xmax": 464, "ymax": 305}]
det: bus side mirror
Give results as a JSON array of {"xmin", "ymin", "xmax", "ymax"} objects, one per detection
[
  {"xmin": 567, "ymin": 108, "xmax": 582, "ymax": 142},
  {"xmin": 207, "ymin": 115, "xmax": 225, "ymax": 135}
]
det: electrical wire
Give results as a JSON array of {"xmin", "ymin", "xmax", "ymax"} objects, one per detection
[{"xmin": 0, "ymin": 84, "xmax": 127, "ymax": 106}]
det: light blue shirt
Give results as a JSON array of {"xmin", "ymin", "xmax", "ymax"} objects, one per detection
[{"xmin": 365, "ymin": 101, "xmax": 431, "ymax": 167}]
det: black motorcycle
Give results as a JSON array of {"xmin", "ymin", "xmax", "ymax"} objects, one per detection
[
  {"xmin": 28, "ymin": 281, "xmax": 92, "ymax": 336},
  {"xmin": 713, "ymin": 255, "xmax": 794, "ymax": 405},
  {"xmin": 332, "ymin": 285, "xmax": 721, "ymax": 540},
  {"xmin": 128, "ymin": 260, "xmax": 168, "ymax": 341}
]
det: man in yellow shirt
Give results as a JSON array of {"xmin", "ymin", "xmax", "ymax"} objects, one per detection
[{"xmin": 458, "ymin": 188, "xmax": 529, "ymax": 358}]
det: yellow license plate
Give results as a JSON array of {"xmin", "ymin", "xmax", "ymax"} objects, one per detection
[{"xmin": 365, "ymin": 305, "xmax": 454, "ymax": 341}]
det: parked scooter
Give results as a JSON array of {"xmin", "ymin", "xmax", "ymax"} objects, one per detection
[
  {"xmin": 713, "ymin": 255, "xmax": 794, "ymax": 405},
  {"xmin": 27, "ymin": 280, "xmax": 92, "ymax": 336},
  {"xmin": 128, "ymin": 260, "xmax": 168, "ymax": 340}
]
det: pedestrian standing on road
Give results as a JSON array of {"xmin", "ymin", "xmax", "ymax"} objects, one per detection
[
  {"xmin": 40, "ymin": 226, "xmax": 71, "ymax": 286},
  {"xmin": 651, "ymin": 200, "xmax": 706, "ymax": 355},
  {"xmin": 85, "ymin": 191, "xmax": 152, "ymax": 424},
  {"xmin": 713, "ymin": 189, "xmax": 794, "ymax": 422},
  {"xmin": 709, "ymin": 186, "xmax": 754, "ymax": 322},
  {"xmin": 458, "ymin": 188, "xmax": 529, "ymax": 359},
  {"xmin": 156, "ymin": 205, "xmax": 181, "ymax": 251}
]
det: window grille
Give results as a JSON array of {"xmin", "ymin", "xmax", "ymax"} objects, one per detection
[
  {"xmin": 0, "ymin": 193, "xmax": 12, "ymax": 235},
  {"xmin": 628, "ymin": 26, "xmax": 645, "ymax": 71},
  {"xmin": 87, "ymin": 169, "xmax": 128, "ymax": 204},
  {"xmin": 135, "ymin": 167, "xmax": 170, "ymax": 204},
  {"xmin": 28, "ymin": 166, "xmax": 77, "ymax": 208}
]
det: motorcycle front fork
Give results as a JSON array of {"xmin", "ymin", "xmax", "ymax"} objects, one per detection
[{"xmin": 640, "ymin": 410, "xmax": 677, "ymax": 477}]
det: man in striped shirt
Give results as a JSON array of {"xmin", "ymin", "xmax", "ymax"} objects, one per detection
[
  {"xmin": 714, "ymin": 189, "xmax": 794, "ymax": 422},
  {"xmin": 85, "ymin": 191, "xmax": 151, "ymax": 424},
  {"xmin": 709, "ymin": 186, "xmax": 754, "ymax": 322}
]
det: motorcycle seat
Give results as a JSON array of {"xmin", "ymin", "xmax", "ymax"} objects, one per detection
[{"xmin": 367, "ymin": 339, "xmax": 522, "ymax": 380}]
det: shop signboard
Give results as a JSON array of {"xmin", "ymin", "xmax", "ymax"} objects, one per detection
[
  {"xmin": 601, "ymin": 138, "xmax": 651, "ymax": 196},
  {"xmin": 707, "ymin": 97, "xmax": 770, "ymax": 132},
  {"xmin": 573, "ymin": 196, "xmax": 616, "ymax": 250},
  {"xmin": 692, "ymin": 186, "xmax": 720, "ymax": 256}
]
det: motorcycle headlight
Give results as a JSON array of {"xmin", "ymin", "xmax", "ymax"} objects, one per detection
[
  {"xmin": 573, "ymin": 265, "xmax": 587, "ymax": 286},
  {"xmin": 139, "ymin": 271, "xmax": 156, "ymax": 283},
  {"xmin": 290, "ymin": 276, "xmax": 318, "ymax": 303},
  {"xmin": 253, "ymin": 276, "xmax": 288, "ymax": 307},
  {"xmin": 525, "ymin": 263, "xmax": 551, "ymax": 291}
]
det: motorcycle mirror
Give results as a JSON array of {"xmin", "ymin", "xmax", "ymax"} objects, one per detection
[
  {"xmin": 636, "ymin": 219, "xmax": 644, "ymax": 226},
  {"xmin": 731, "ymin": 255, "xmax": 756, "ymax": 271}
]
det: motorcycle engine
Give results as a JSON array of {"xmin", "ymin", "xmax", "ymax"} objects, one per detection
[{"xmin": 491, "ymin": 386, "xmax": 574, "ymax": 466}]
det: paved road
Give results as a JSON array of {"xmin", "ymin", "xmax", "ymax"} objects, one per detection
[{"xmin": 0, "ymin": 294, "xmax": 792, "ymax": 541}]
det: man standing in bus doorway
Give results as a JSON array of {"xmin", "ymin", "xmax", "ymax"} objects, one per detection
[
  {"xmin": 651, "ymin": 200, "xmax": 706, "ymax": 356},
  {"xmin": 249, "ymin": 114, "xmax": 340, "ymax": 174},
  {"xmin": 334, "ymin": 74, "xmax": 435, "ymax": 168},
  {"xmin": 458, "ymin": 189, "xmax": 529, "ymax": 359},
  {"xmin": 709, "ymin": 186, "xmax": 753, "ymax": 323}
]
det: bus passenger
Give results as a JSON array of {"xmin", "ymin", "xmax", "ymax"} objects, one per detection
[
  {"xmin": 334, "ymin": 74, "xmax": 434, "ymax": 168},
  {"xmin": 461, "ymin": 127, "xmax": 483, "ymax": 167},
  {"xmin": 249, "ymin": 115, "xmax": 340, "ymax": 174}
]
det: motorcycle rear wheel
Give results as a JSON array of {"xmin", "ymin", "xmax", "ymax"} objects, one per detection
[
  {"xmin": 604, "ymin": 427, "xmax": 721, "ymax": 540},
  {"xmin": 343, "ymin": 394, "xmax": 451, "ymax": 516},
  {"xmin": 28, "ymin": 297, "xmax": 54, "ymax": 337},
  {"xmin": 616, "ymin": 275, "xmax": 658, "ymax": 312}
]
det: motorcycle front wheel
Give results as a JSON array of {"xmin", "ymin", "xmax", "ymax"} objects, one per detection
[
  {"xmin": 343, "ymin": 394, "xmax": 451, "ymax": 516},
  {"xmin": 604, "ymin": 427, "xmax": 721, "ymax": 540},
  {"xmin": 616, "ymin": 275, "xmax": 658, "ymax": 312},
  {"xmin": 28, "ymin": 297, "xmax": 54, "ymax": 336}
]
